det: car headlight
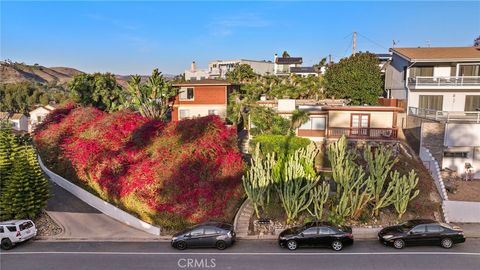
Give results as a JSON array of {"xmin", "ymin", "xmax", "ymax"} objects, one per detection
[{"xmin": 382, "ymin": 234, "xmax": 394, "ymax": 240}]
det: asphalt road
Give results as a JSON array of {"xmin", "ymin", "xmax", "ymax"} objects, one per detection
[{"xmin": 1, "ymin": 239, "xmax": 480, "ymax": 270}]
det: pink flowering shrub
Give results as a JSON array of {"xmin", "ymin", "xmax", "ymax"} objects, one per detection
[{"xmin": 34, "ymin": 106, "xmax": 244, "ymax": 229}]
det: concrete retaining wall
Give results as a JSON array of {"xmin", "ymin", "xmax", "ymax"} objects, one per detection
[
  {"xmin": 38, "ymin": 155, "xmax": 161, "ymax": 236},
  {"xmin": 443, "ymin": 200, "xmax": 480, "ymax": 223},
  {"xmin": 419, "ymin": 146, "xmax": 449, "ymax": 200}
]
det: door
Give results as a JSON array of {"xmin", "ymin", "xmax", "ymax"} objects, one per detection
[
  {"xmin": 186, "ymin": 227, "xmax": 205, "ymax": 247},
  {"xmin": 299, "ymin": 227, "xmax": 318, "ymax": 247},
  {"xmin": 318, "ymin": 227, "xmax": 335, "ymax": 247},
  {"xmin": 406, "ymin": 225, "xmax": 427, "ymax": 245},
  {"xmin": 351, "ymin": 114, "xmax": 370, "ymax": 136},
  {"xmin": 202, "ymin": 226, "xmax": 220, "ymax": 247},
  {"xmin": 425, "ymin": 225, "xmax": 444, "ymax": 245}
]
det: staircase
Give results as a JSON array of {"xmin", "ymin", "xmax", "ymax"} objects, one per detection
[{"xmin": 234, "ymin": 199, "xmax": 254, "ymax": 238}]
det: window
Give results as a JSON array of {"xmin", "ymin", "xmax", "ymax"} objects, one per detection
[
  {"xmin": 19, "ymin": 221, "xmax": 33, "ymax": 231},
  {"xmin": 179, "ymin": 87, "xmax": 194, "ymax": 100},
  {"xmin": 0, "ymin": 226, "xmax": 4, "ymax": 233},
  {"xmin": 444, "ymin": 152, "xmax": 468, "ymax": 158},
  {"xmin": 37, "ymin": 116, "xmax": 42, "ymax": 122},
  {"xmin": 200, "ymin": 76, "xmax": 206, "ymax": 80},
  {"xmin": 319, "ymin": 227, "xmax": 335, "ymax": 235},
  {"xmin": 190, "ymin": 228, "xmax": 204, "ymax": 236},
  {"xmin": 302, "ymin": 227, "xmax": 318, "ymax": 236},
  {"xmin": 204, "ymin": 227, "xmax": 218, "ymax": 235},
  {"xmin": 208, "ymin": 110, "xmax": 218, "ymax": 116},
  {"xmin": 409, "ymin": 66, "xmax": 434, "ymax": 78},
  {"xmin": 411, "ymin": 225, "xmax": 426, "ymax": 234},
  {"xmin": 6, "ymin": 226, "xmax": 16, "ymax": 232},
  {"xmin": 465, "ymin": 95, "xmax": 480, "ymax": 111},
  {"xmin": 179, "ymin": 109, "xmax": 190, "ymax": 119},
  {"xmin": 189, "ymin": 77, "xmax": 196, "ymax": 81},
  {"xmin": 427, "ymin": 225, "xmax": 444, "ymax": 233},
  {"xmin": 299, "ymin": 117, "xmax": 326, "ymax": 130},
  {"xmin": 459, "ymin": 65, "xmax": 480, "ymax": 76},
  {"xmin": 419, "ymin": 95, "xmax": 443, "ymax": 111}
]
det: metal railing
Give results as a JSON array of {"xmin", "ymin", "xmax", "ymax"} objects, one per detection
[
  {"xmin": 410, "ymin": 76, "xmax": 480, "ymax": 87},
  {"xmin": 327, "ymin": 127, "xmax": 398, "ymax": 140},
  {"xmin": 408, "ymin": 107, "xmax": 480, "ymax": 123}
]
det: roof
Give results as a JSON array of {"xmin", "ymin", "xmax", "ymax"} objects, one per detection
[
  {"xmin": 275, "ymin": 57, "xmax": 303, "ymax": 65},
  {"xmin": 290, "ymin": 66, "xmax": 318, "ymax": 73},
  {"xmin": 0, "ymin": 112, "xmax": 10, "ymax": 119},
  {"xmin": 173, "ymin": 79, "xmax": 234, "ymax": 86},
  {"xmin": 11, "ymin": 113, "xmax": 26, "ymax": 120},
  {"xmin": 390, "ymin": 46, "xmax": 480, "ymax": 62}
]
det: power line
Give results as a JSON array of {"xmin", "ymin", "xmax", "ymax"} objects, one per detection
[{"xmin": 357, "ymin": 32, "xmax": 388, "ymax": 50}]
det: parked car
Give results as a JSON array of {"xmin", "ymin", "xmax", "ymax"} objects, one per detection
[
  {"xmin": 278, "ymin": 222, "xmax": 354, "ymax": 251},
  {"xmin": 171, "ymin": 222, "xmax": 236, "ymax": 250},
  {"xmin": 0, "ymin": 220, "xmax": 37, "ymax": 250},
  {"xmin": 378, "ymin": 219, "xmax": 465, "ymax": 249}
]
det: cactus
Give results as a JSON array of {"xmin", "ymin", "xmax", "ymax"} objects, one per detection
[
  {"xmin": 327, "ymin": 135, "xmax": 360, "ymax": 193},
  {"xmin": 307, "ymin": 181, "xmax": 330, "ymax": 220},
  {"xmin": 242, "ymin": 144, "xmax": 275, "ymax": 218},
  {"xmin": 275, "ymin": 144, "xmax": 319, "ymax": 224},
  {"xmin": 391, "ymin": 170, "xmax": 420, "ymax": 219}
]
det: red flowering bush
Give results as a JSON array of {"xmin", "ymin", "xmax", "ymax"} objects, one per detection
[{"xmin": 34, "ymin": 107, "xmax": 244, "ymax": 230}]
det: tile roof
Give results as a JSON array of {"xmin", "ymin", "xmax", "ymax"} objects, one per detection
[
  {"xmin": 11, "ymin": 113, "xmax": 26, "ymax": 120},
  {"xmin": 275, "ymin": 57, "xmax": 303, "ymax": 65},
  {"xmin": 173, "ymin": 79, "xmax": 234, "ymax": 86},
  {"xmin": 391, "ymin": 46, "xmax": 480, "ymax": 61}
]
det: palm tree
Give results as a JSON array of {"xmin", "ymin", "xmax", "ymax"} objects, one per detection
[{"xmin": 289, "ymin": 109, "xmax": 310, "ymax": 134}]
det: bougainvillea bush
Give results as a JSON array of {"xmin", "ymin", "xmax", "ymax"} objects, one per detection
[{"xmin": 34, "ymin": 105, "xmax": 244, "ymax": 230}]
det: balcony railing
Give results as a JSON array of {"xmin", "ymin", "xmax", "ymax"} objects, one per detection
[
  {"xmin": 408, "ymin": 107, "xmax": 480, "ymax": 123},
  {"xmin": 327, "ymin": 127, "xmax": 398, "ymax": 140},
  {"xmin": 409, "ymin": 76, "xmax": 480, "ymax": 88}
]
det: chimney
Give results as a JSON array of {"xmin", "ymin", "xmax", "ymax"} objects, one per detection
[{"xmin": 191, "ymin": 61, "xmax": 196, "ymax": 72}]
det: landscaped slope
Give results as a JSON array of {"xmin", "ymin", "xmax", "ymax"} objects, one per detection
[{"xmin": 34, "ymin": 105, "xmax": 244, "ymax": 230}]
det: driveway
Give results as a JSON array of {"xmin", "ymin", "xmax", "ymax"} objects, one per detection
[{"xmin": 45, "ymin": 180, "xmax": 156, "ymax": 240}]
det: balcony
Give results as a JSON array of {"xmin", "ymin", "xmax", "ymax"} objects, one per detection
[
  {"xmin": 327, "ymin": 127, "xmax": 398, "ymax": 140},
  {"xmin": 408, "ymin": 107, "xmax": 480, "ymax": 123},
  {"xmin": 409, "ymin": 76, "xmax": 480, "ymax": 90}
]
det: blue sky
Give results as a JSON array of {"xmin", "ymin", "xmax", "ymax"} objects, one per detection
[{"xmin": 1, "ymin": 1, "xmax": 479, "ymax": 75}]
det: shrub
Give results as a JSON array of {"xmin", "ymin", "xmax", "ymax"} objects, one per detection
[
  {"xmin": 34, "ymin": 108, "xmax": 244, "ymax": 230},
  {"xmin": 250, "ymin": 134, "xmax": 310, "ymax": 158}
]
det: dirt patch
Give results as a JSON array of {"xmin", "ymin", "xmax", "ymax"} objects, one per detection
[
  {"xmin": 34, "ymin": 211, "xmax": 62, "ymax": 237},
  {"xmin": 447, "ymin": 180, "xmax": 480, "ymax": 202}
]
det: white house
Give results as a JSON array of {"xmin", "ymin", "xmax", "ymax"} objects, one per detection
[
  {"xmin": 29, "ymin": 105, "xmax": 55, "ymax": 132},
  {"xmin": 0, "ymin": 112, "xmax": 29, "ymax": 132}
]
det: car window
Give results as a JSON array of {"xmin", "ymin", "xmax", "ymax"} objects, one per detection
[
  {"xmin": 319, "ymin": 227, "xmax": 335, "ymax": 235},
  {"xmin": 190, "ymin": 228, "xmax": 204, "ymax": 236},
  {"xmin": 427, "ymin": 225, "xmax": 444, "ymax": 233},
  {"xmin": 0, "ymin": 226, "xmax": 4, "ymax": 233},
  {"xmin": 204, "ymin": 227, "xmax": 219, "ymax": 235},
  {"xmin": 19, "ymin": 221, "xmax": 33, "ymax": 231},
  {"xmin": 411, "ymin": 225, "xmax": 426, "ymax": 234},
  {"xmin": 6, "ymin": 226, "xmax": 16, "ymax": 232},
  {"xmin": 302, "ymin": 227, "xmax": 318, "ymax": 235}
]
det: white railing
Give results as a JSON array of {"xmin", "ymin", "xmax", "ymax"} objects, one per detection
[
  {"xmin": 411, "ymin": 76, "xmax": 480, "ymax": 87},
  {"xmin": 409, "ymin": 107, "xmax": 480, "ymax": 123}
]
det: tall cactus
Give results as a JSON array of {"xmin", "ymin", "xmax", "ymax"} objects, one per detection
[
  {"xmin": 242, "ymin": 144, "xmax": 275, "ymax": 218},
  {"xmin": 391, "ymin": 170, "xmax": 420, "ymax": 219},
  {"xmin": 276, "ymin": 143, "xmax": 319, "ymax": 224},
  {"xmin": 327, "ymin": 135, "xmax": 359, "ymax": 193},
  {"xmin": 308, "ymin": 181, "xmax": 330, "ymax": 220}
]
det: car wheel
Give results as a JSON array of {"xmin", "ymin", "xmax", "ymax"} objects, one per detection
[
  {"xmin": 216, "ymin": 241, "xmax": 227, "ymax": 250},
  {"xmin": 1, "ymin": 239, "xmax": 13, "ymax": 250},
  {"xmin": 176, "ymin": 241, "xmax": 187, "ymax": 250},
  {"xmin": 441, "ymin": 238, "xmax": 453, "ymax": 249},
  {"xmin": 331, "ymin": 240, "xmax": 343, "ymax": 251},
  {"xmin": 393, "ymin": 239, "xmax": 405, "ymax": 249},
  {"xmin": 286, "ymin": 240, "xmax": 297, "ymax": 251}
]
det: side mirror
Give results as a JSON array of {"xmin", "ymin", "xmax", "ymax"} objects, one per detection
[{"xmin": 185, "ymin": 234, "xmax": 191, "ymax": 238}]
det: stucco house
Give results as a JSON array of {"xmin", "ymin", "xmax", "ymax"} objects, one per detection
[
  {"xmin": 29, "ymin": 105, "xmax": 55, "ymax": 132},
  {"xmin": 0, "ymin": 112, "xmax": 29, "ymax": 132},
  {"xmin": 171, "ymin": 79, "xmax": 240, "ymax": 121}
]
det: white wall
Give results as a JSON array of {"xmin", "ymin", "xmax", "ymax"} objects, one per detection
[
  {"xmin": 445, "ymin": 123, "xmax": 480, "ymax": 146},
  {"xmin": 419, "ymin": 146, "xmax": 449, "ymax": 200},
  {"xmin": 178, "ymin": 105, "xmax": 226, "ymax": 120},
  {"xmin": 409, "ymin": 91, "xmax": 480, "ymax": 111},
  {"xmin": 433, "ymin": 66, "xmax": 451, "ymax": 77},
  {"xmin": 37, "ymin": 155, "xmax": 161, "ymax": 235}
]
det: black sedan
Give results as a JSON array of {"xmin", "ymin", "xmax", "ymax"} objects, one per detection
[
  {"xmin": 378, "ymin": 219, "xmax": 465, "ymax": 249},
  {"xmin": 278, "ymin": 222, "xmax": 354, "ymax": 251},
  {"xmin": 171, "ymin": 222, "xmax": 236, "ymax": 250}
]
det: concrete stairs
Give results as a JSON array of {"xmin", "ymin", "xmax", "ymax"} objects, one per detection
[{"xmin": 234, "ymin": 199, "xmax": 254, "ymax": 237}]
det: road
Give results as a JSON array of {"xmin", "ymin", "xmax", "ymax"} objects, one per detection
[{"xmin": 1, "ymin": 239, "xmax": 479, "ymax": 270}]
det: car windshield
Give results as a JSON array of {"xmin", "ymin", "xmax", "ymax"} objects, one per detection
[
  {"xmin": 19, "ymin": 221, "xmax": 33, "ymax": 231},
  {"xmin": 399, "ymin": 221, "xmax": 415, "ymax": 229}
]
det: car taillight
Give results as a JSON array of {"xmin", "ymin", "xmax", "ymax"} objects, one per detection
[
  {"xmin": 346, "ymin": 233, "xmax": 353, "ymax": 238},
  {"xmin": 16, "ymin": 231, "xmax": 21, "ymax": 237}
]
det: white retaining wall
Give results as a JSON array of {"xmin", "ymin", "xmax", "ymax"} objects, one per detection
[
  {"xmin": 443, "ymin": 200, "xmax": 480, "ymax": 223},
  {"xmin": 38, "ymin": 156, "xmax": 161, "ymax": 235},
  {"xmin": 419, "ymin": 146, "xmax": 449, "ymax": 200}
]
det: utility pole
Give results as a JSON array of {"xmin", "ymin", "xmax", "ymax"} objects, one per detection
[
  {"xmin": 352, "ymin": 32, "xmax": 357, "ymax": 56},
  {"xmin": 328, "ymin": 54, "xmax": 332, "ymax": 63}
]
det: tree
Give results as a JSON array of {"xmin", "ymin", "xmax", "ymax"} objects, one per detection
[
  {"xmin": 250, "ymin": 106, "xmax": 290, "ymax": 136},
  {"xmin": 282, "ymin": 51, "xmax": 290, "ymax": 58},
  {"xmin": 123, "ymin": 69, "xmax": 178, "ymax": 120},
  {"xmin": 68, "ymin": 73, "xmax": 123, "ymax": 112},
  {"xmin": 324, "ymin": 52, "xmax": 383, "ymax": 105},
  {"xmin": 226, "ymin": 64, "xmax": 257, "ymax": 83},
  {"xmin": 289, "ymin": 109, "xmax": 309, "ymax": 134}
]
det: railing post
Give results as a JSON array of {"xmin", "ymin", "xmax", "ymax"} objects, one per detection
[{"xmin": 477, "ymin": 113, "xmax": 480, "ymax": 124}]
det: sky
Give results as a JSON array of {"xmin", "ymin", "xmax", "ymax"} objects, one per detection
[{"xmin": 1, "ymin": 1, "xmax": 479, "ymax": 75}]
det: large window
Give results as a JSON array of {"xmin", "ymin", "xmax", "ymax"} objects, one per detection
[
  {"xmin": 299, "ymin": 117, "xmax": 326, "ymax": 130},
  {"xmin": 179, "ymin": 87, "xmax": 194, "ymax": 100},
  {"xmin": 419, "ymin": 95, "xmax": 443, "ymax": 111},
  {"xmin": 409, "ymin": 66, "xmax": 434, "ymax": 78},
  {"xmin": 179, "ymin": 109, "xmax": 190, "ymax": 119},
  {"xmin": 465, "ymin": 95, "xmax": 480, "ymax": 111},
  {"xmin": 459, "ymin": 65, "xmax": 480, "ymax": 76}
]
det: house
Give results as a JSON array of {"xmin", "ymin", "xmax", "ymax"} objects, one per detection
[
  {"xmin": 254, "ymin": 99, "xmax": 402, "ymax": 142},
  {"xmin": 274, "ymin": 54, "xmax": 303, "ymax": 76},
  {"xmin": 29, "ymin": 105, "xmax": 55, "ymax": 132},
  {"xmin": 171, "ymin": 79, "xmax": 239, "ymax": 121},
  {"xmin": 184, "ymin": 59, "xmax": 274, "ymax": 80},
  {"xmin": 385, "ymin": 46, "xmax": 480, "ymax": 178},
  {"xmin": 0, "ymin": 112, "xmax": 29, "ymax": 132}
]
